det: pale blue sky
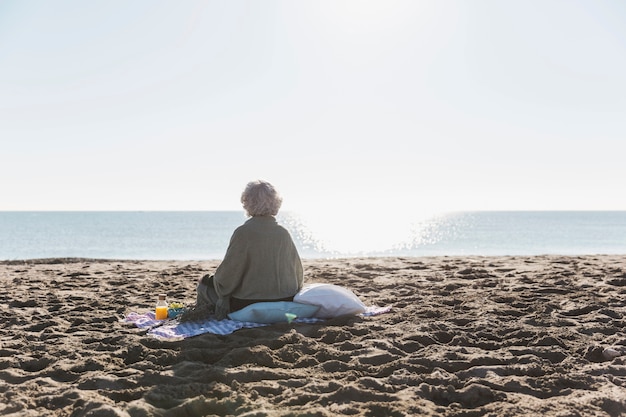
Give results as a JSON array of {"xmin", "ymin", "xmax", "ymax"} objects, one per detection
[{"xmin": 1, "ymin": 0, "xmax": 625, "ymax": 213}]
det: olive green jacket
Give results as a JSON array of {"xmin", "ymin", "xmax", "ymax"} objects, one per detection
[{"xmin": 213, "ymin": 215, "xmax": 303, "ymax": 303}]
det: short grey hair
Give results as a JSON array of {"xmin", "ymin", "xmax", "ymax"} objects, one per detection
[{"xmin": 241, "ymin": 180, "xmax": 283, "ymax": 217}]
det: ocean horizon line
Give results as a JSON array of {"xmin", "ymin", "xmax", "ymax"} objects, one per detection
[
  {"xmin": 1, "ymin": 209, "xmax": 625, "ymax": 211},
  {"xmin": 2, "ymin": 211, "xmax": 625, "ymax": 261}
]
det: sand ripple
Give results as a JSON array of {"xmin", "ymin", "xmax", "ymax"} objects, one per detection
[{"xmin": 1, "ymin": 255, "xmax": 626, "ymax": 416}]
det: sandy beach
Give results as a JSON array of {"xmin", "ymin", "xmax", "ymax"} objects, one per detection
[{"xmin": 1, "ymin": 255, "xmax": 626, "ymax": 416}]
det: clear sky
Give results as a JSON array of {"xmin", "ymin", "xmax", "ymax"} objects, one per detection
[{"xmin": 2, "ymin": 0, "xmax": 625, "ymax": 213}]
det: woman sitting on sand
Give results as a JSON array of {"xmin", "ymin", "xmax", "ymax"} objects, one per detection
[{"xmin": 196, "ymin": 180, "xmax": 303, "ymax": 319}]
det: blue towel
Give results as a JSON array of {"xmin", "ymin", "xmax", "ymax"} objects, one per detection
[
  {"xmin": 125, "ymin": 305, "xmax": 392, "ymax": 341},
  {"xmin": 124, "ymin": 312, "xmax": 322, "ymax": 340}
]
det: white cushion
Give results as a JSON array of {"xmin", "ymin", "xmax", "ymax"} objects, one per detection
[
  {"xmin": 294, "ymin": 283, "xmax": 366, "ymax": 319},
  {"xmin": 227, "ymin": 301, "xmax": 320, "ymax": 324}
]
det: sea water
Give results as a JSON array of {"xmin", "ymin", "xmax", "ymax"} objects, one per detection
[{"xmin": 0, "ymin": 211, "xmax": 625, "ymax": 260}]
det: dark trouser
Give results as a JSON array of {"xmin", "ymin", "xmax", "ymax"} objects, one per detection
[
  {"xmin": 196, "ymin": 275, "xmax": 219, "ymax": 307},
  {"xmin": 230, "ymin": 296, "xmax": 294, "ymax": 312},
  {"xmin": 196, "ymin": 275, "xmax": 294, "ymax": 313}
]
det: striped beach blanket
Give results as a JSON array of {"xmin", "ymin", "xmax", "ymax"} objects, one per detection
[{"xmin": 125, "ymin": 305, "xmax": 392, "ymax": 341}]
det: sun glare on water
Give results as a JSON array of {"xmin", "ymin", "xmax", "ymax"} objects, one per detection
[{"xmin": 284, "ymin": 207, "xmax": 447, "ymax": 256}]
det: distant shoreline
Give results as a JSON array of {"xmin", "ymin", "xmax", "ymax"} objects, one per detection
[{"xmin": 3, "ymin": 252, "xmax": 626, "ymax": 265}]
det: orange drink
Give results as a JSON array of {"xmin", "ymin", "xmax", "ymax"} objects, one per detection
[
  {"xmin": 155, "ymin": 294, "xmax": 168, "ymax": 320},
  {"xmin": 155, "ymin": 306, "xmax": 168, "ymax": 320}
]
